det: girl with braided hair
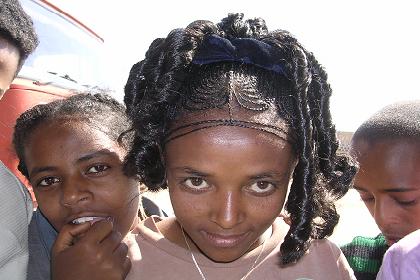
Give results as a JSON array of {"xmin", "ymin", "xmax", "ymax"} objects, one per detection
[{"xmin": 123, "ymin": 13, "xmax": 357, "ymax": 279}]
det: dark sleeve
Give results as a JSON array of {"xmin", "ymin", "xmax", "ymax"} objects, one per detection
[{"xmin": 27, "ymin": 213, "xmax": 51, "ymax": 280}]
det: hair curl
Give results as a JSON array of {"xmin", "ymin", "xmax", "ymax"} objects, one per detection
[
  {"xmin": 124, "ymin": 13, "xmax": 357, "ymax": 265},
  {"xmin": 0, "ymin": 0, "xmax": 39, "ymax": 66},
  {"xmin": 13, "ymin": 92, "xmax": 133, "ymax": 179}
]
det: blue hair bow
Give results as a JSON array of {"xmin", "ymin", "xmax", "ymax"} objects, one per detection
[{"xmin": 192, "ymin": 34, "xmax": 285, "ymax": 75}]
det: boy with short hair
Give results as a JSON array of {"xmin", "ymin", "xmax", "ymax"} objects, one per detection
[{"xmin": 342, "ymin": 100, "xmax": 420, "ymax": 280}]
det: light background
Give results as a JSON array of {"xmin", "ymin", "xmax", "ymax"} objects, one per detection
[
  {"xmin": 43, "ymin": 0, "xmax": 405, "ymax": 244},
  {"xmin": 51, "ymin": 0, "xmax": 419, "ymax": 132}
]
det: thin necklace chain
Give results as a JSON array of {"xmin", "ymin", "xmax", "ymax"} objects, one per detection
[{"xmin": 181, "ymin": 227, "xmax": 268, "ymax": 280}]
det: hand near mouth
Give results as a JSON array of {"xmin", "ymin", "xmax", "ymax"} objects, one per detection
[{"xmin": 51, "ymin": 219, "xmax": 131, "ymax": 280}]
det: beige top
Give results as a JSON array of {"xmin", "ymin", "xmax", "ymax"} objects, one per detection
[{"xmin": 126, "ymin": 216, "xmax": 356, "ymax": 280}]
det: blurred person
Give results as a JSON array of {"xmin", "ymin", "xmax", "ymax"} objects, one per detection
[
  {"xmin": 0, "ymin": 0, "xmax": 38, "ymax": 278},
  {"xmin": 341, "ymin": 100, "xmax": 420, "ymax": 280}
]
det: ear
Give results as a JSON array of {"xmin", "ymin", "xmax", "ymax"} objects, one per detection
[{"xmin": 139, "ymin": 183, "xmax": 148, "ymax": 193}]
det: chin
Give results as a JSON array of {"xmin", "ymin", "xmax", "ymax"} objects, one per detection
[{"xmin": 201, "ymin": 249, "xmax": 244, "ymax": 263}]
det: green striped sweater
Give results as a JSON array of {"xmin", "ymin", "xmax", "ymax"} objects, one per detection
[{"xmin": 341, "ymin": 234, "xmax": 388, "ymax": 280}]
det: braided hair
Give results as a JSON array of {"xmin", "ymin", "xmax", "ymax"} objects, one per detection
[
  {"xmin": 13, "ymin": 92, "xmax": 133, "ymax": 180},
  {"xmin": 124, "ymin": 13, "xmax": 357, "ymax": 265},
  {"xmin": 0, "ymin": 0, "xmax": 38, "ymax": 66}
]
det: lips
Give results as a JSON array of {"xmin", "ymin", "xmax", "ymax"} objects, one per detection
[
  {"xmin": 72, "ymin": 216, "xmax": 107, "ymax": 225},
  {"xmin": 201, "ymin": 231, "xmax": 250, "ymax": 248},
  {"xmin": 66, "ymin": 213, "xmax": 109, "ymax": 225}
]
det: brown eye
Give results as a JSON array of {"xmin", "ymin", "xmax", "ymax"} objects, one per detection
[
  {"xmin": 246, "ymin": 181, "xmax": 276, "ymax": 195},
  {"xmin": 38, "ymin": 177, "xmax": 60, "ymax": 187},
  {"xmin": 183, "ymin": 177, "xmax": 209, "ymax": 190},
  {"xmin": 86, "ymin": 164, "xmax": 110, "ymax": 174}
]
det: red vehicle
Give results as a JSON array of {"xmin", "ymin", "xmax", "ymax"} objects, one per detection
[{"xmin": 0, "ymin": 0, "xmax": 109, "ymax": 202}]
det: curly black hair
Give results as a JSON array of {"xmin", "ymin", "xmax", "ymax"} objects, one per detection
[
  {"xmin": 0, "ymin": 0, "xmax": 39, "ymax": 66},
  {"xmin": 352, "ymin": 100, "xmax": 420, "ymax": 143},
  {"xmin": 124, "ymin": 13, "xmax": 357, "ymax": 265},
  {"xmin": 13, "ymin": 92, "xmax": 133, "ymax": 180}
]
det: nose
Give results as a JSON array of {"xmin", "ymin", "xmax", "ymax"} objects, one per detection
[
  {"xmin": 60, "ymin": 175, "xmax": 91, "ymax": 207},
  {"xmin": 373, "ymin": 198, "xmax": 395, "ymax": 232},
  {"xmin": 210, "ymin": 190, "xmax": 244, "ymax": 229}
]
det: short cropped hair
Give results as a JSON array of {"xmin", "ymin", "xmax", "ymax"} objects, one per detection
[
  {"xmin": 353, "ymin": 100, "xmax": 420, "ymax": 143},
  {"xmin": 0, "ymin": 0, "xmax": 39, "ymax": 64}
]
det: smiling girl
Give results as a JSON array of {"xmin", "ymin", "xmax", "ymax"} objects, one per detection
[
  {"xmin": 119, "ymin": 13, "xmax": 358, "ymax": 279},
  {"xmin": 13, "ymin": 93, "xmax": 143, "ymax": 280}
]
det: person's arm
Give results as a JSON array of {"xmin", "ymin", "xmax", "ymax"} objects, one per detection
[{"xmin": 51, "ymin": 220, "xmax": 131, "ymax": 280}]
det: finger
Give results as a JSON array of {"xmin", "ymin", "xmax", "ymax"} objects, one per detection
[
  {"xmin": 52, "ymin": 222, "xmax": 91, "ymax": 254},
  {"xmin": 82, "ymin": 219, "xmax": 114, "ymax": 244}
]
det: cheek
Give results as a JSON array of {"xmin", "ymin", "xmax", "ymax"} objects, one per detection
[
  {"xmin": 404, "ymin": 206, "xmax": 420, "ymax": 229},
  {"xmin": 250, "ymin": 195, "xmax": 286, "ymax": 221},
  {"xmin": 109, "ymin": 180, "xmax": 140, "ymax": 211},
  {"xmin": 169, "ymin": 188, "xmax": 206, "ymax": 218},
  {"xmin": 35, "ymin": 191, "xmax": 63, "ymax": 230}
]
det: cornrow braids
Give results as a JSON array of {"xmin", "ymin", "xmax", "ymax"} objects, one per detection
[
  {"xmin": 124, "ymin": 13, "xmax": 357, "ymax": 265},
  {"xmin": 13, "ymin": 92, "xmax": 133, "ymax": 179},
  {"xmin": 0, "ymin": 0, "xmax": 39, "ymax": 65}
]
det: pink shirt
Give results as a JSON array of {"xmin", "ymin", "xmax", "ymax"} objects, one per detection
[
  {"xmin": 126, "ymin": 216, "xmax": 356, "ymax": 280},
  {"xmin": 377, "ymin": 229, "xmax": 420, "ymax": 280}
]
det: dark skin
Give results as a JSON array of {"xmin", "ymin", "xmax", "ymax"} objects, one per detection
[
  {"xmin": 23, "ymin": 121, "xmax": 139, "ymax": 280},
  {"xmin": 0, "ymin": 36, "xmax": 20, "ymax": 99},
  {"xmin": 352, "ymin": 137, "xmax": 420, "ymax": 246},
  {"xmin": 52, "ymin": 220, "xmax": 131, "ymax": 280},
  {"xmin": 159, "ymin": 125, "xmax": 296, "ymax": 263}
]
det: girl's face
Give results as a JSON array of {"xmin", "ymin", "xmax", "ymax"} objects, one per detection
[
  {"xmin": 352, "ymin": 138, "xmax": 420, "ymax": 246},
  {"xmin": 24, "ymin": 120, "xmax": 140, "ymax": 237},
  {"xmin": 165, "ymin": 125, "xmax": 297, "ymax": 262}
]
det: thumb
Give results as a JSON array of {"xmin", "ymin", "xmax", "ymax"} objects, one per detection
[{"xmin": 52, "ymin": 222, "xmax": 91, "ymax": 255}]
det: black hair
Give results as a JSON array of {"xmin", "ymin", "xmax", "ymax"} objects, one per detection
[
  {"xmin": 13, "ymin": 92, "xmax": 133, "ymax": 180},
  {"xmin": 352, "ymin": 100, "xmax": 420, "ymax": 143},
  {"xmin": 0, "ymin": 0, "xmax": 39, "ymax": 66},
  {"xmin": 124, "ymin": 13, "xmax": 357, "ymax": 265}
]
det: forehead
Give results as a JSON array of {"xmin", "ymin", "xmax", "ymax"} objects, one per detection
[
  {"xmin": 165, "ymin": 125, "xmax": 295, "ymax": 165},
  {"xmin": 168, "ymin": 100, "xmax": 293, "ymax": 144},
  {"xmin": 353, "ymin": 138, "xmax": 420, "ymax": 189},
  {"xmin": 26, "ymin": 120, "xmax": 124, "ymax": 156}
]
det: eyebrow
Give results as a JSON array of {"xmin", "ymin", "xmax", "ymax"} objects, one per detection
[
  {"xmin": 173, "ymin": 167, "xmax": 287, "ymax": 180},
  {"xmin": 250, "ymin": 171, "xmax": 288, "ymax": 180},
  {"xmin": 174, "ymin": 167, "xmax": 210, "ymax": 177},
  {"xmin": 76, "ymin": 149, "xmax": 119, "ymax": 163},
  {"xmin": 29, "ymin": 149, "xmax": 119, "ymax": 178},
  {"xmin": 29, "ymin": 166, "xmax": 58, "ymax": 178},
  {"xmin": 354, "ymin": 185, "xmax": 418, "ymax": 193}
]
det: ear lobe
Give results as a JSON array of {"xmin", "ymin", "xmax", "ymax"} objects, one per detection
[{"xmin": 139, "ymin": 183, "xmax": 148, "ymax": 193}]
